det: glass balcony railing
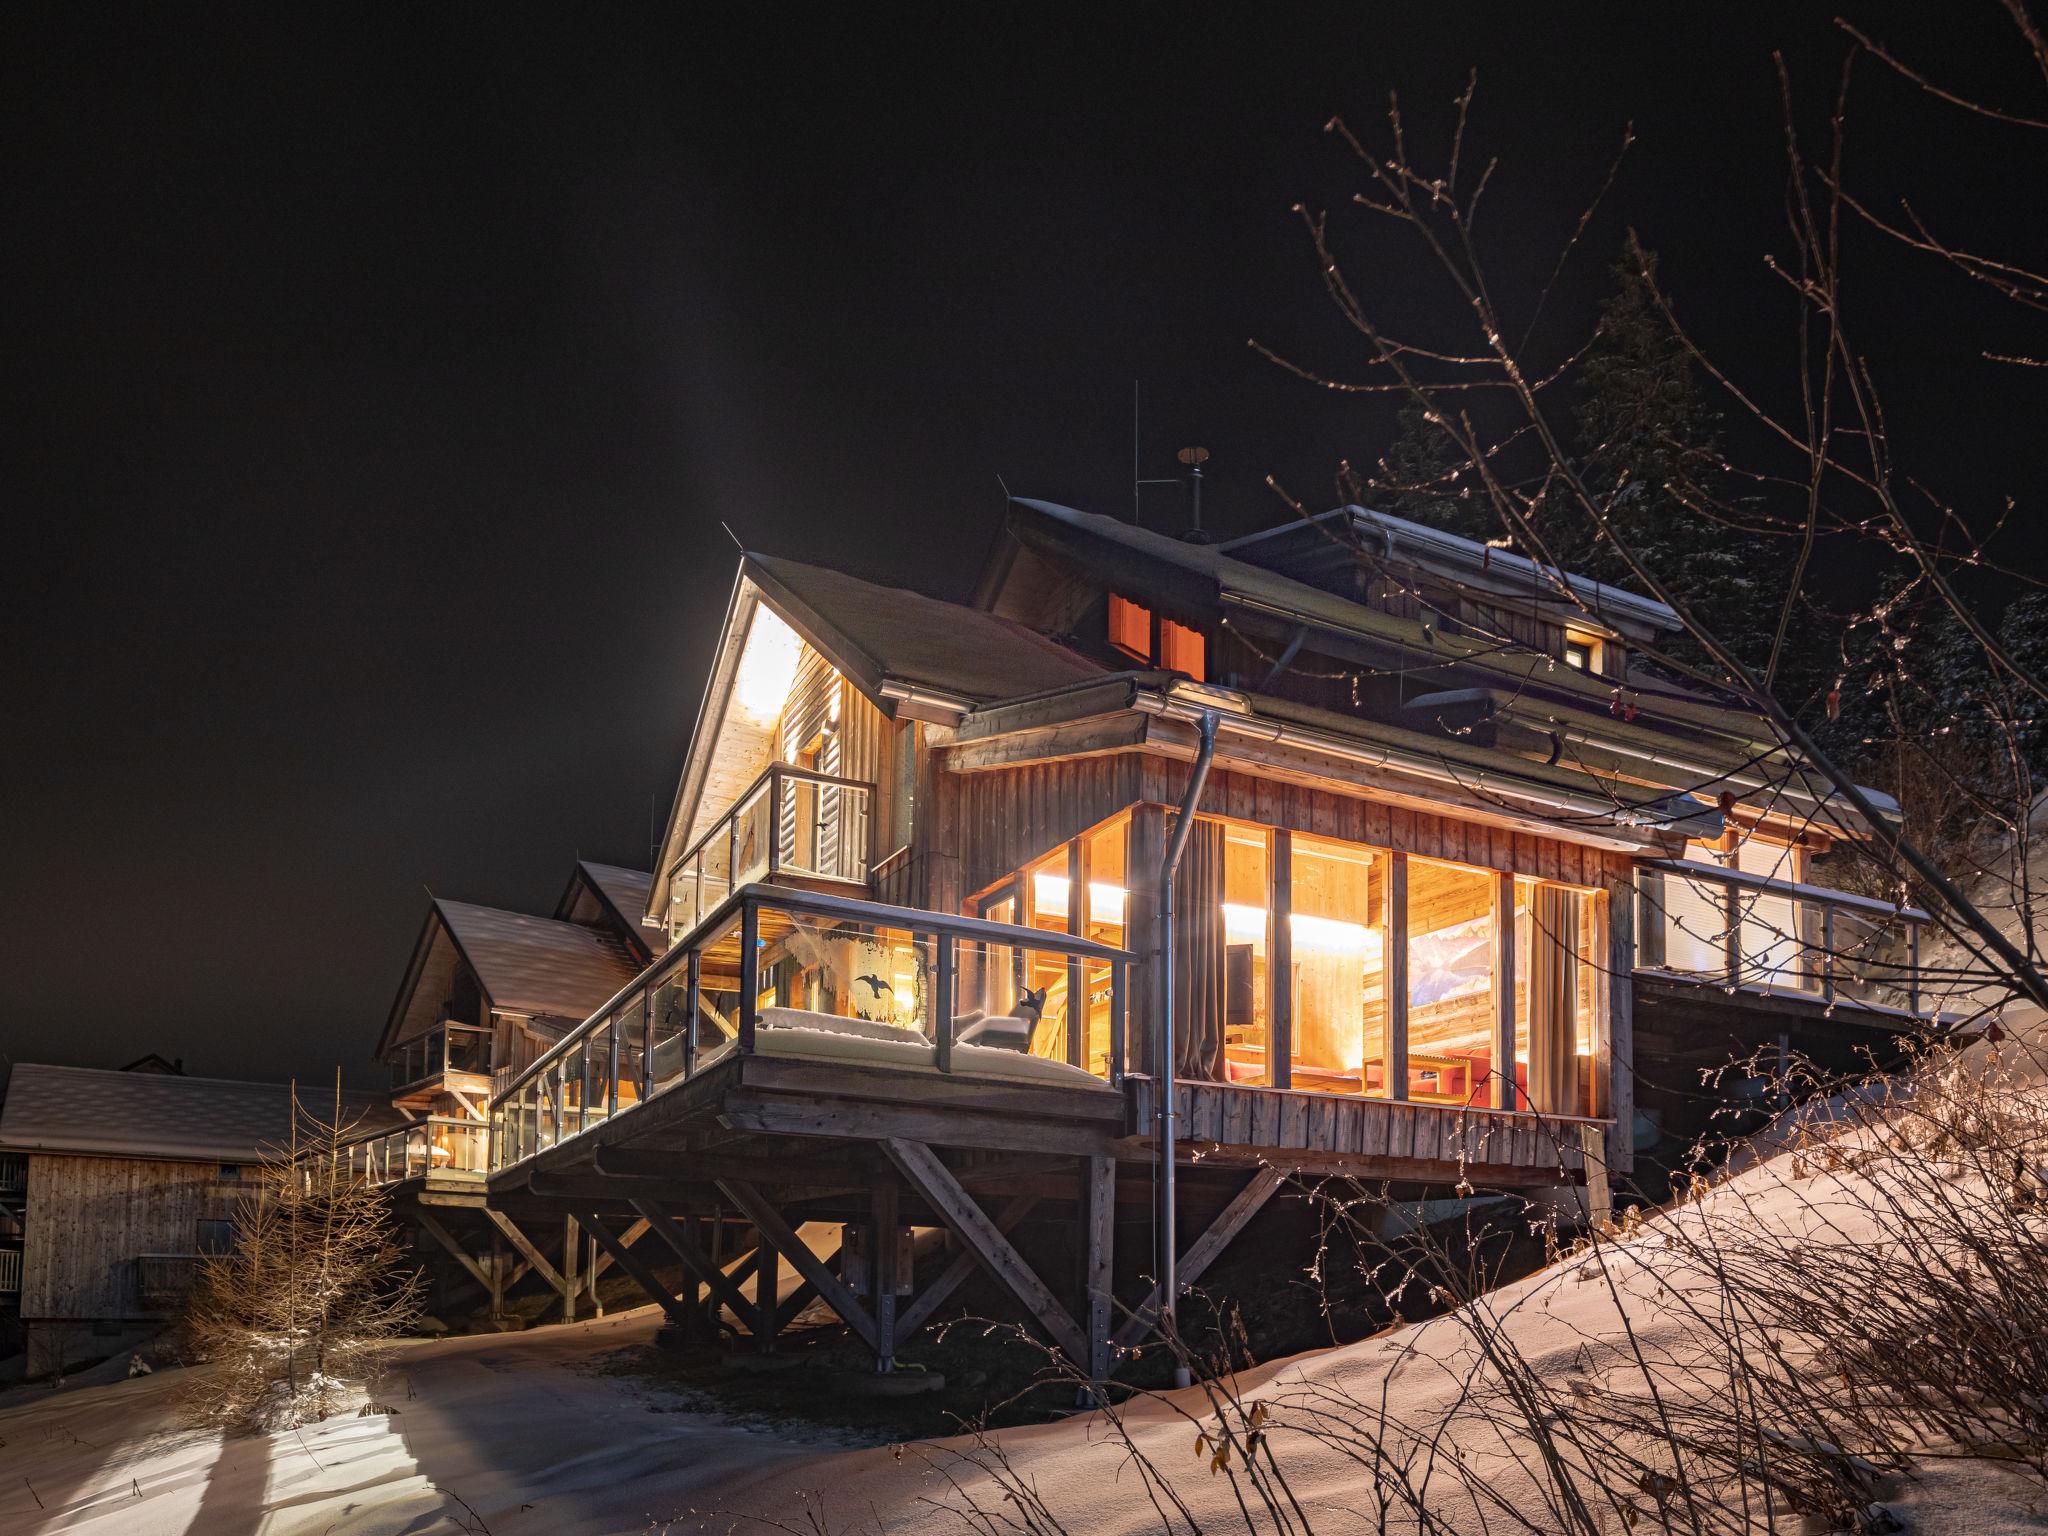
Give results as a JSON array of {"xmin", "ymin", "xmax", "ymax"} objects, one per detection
[
  {"xmin": 491, "ymin": 882, "xmax": 1133, "ymax": 1173},
  {"xmin": 388, "ymin": 1024, "xmax": 494, "ymax": 1090},
  {"xmin": 1634, "ymin": 858, "xmax": 1933, "ymax": 1016},
  {"xmin": 343, "ymin": 1116, "xmax": 490, "ymax": 1186},
  {"xmin": 664, "ymin": 763, "xmax": 875, "ymax": 936}
]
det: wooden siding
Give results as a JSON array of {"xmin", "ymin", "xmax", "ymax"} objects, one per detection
[
  {"xmin": 21, "ymin": 1153, "xmax": 243, "ymax": 1322},
  {"xmin": 777, "ymin": 645, "xmax": 893, "ymax": 870},
  {"xmin": 1130, "ymin": 1079, "xmax": 1592, "ymax": 1176}
]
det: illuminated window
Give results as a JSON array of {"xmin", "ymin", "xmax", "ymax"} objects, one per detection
[
  {"xmin": 1108, "ymin": 595, "xmax": 1151, "ymax": 660},
  {"xmin": 1160, "ymin": 620, "xmax": 1206, "ymax": 678},
  {"xmin": 1105, "ymin": 593, "xmax": 1206, "ymax": 679},
  {"xmin": 1563, "ymin": 632, "xmax": 1600, "ymax": 672}
]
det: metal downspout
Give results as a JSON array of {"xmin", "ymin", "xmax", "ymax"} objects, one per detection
[{"xmin": 1157, "ymin": 709, "xmax": 1218, "ymax": 1388}]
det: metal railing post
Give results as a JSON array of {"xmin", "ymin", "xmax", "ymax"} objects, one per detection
[
  {"xmin": 1821, "ymin": 905, "xmax": 1837, "ymax": 1005},
  {"xmin": 1109, "ymin": 959, "xmax": 1126, "ymax": 1087},
  {"xmin": 684, "ymin": 949, "xmax": 701, "ymax": 1079},
  {"xmin": 932, "ymin": 933, "xmax": 954, "ymax": 1073},
  {"xmin": 738, "ymin": 899, "xmax": 759, "ymax": 1053},
  {"xmin": 1722, "ymin": 881, "xmax": 1742, "ymax": 987},
  {"xmin": 1907, "ymin": 923, "xmax": 1922, "ymax": 1016}
]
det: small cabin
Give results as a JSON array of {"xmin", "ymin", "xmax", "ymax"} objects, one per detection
[{"xmin": 0, "ymin": 1064, "xmax": 398, "ymax": 1376}]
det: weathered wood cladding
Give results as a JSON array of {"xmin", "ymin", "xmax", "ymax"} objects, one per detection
[
  {"xmin": 1129, "ymin": 1078, "xmax": 1592, "ymax": 1177},
  {"xmin": 778, "ymin": 644, "xmax": 895, "ymax": 861},
  {"xmin": 21, "ymin": 1154, "xmax": 241, "ymax": 1322},
  {"xmin": 951, "ymin": 754, "xmax": 1634, "ymax": 902}
]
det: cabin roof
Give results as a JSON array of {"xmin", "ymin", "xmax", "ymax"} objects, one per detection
[
  {"xmin": 433, "ymin": 898, "xmax": 643, "ymax": 1023},
  {"xmin": 749, "ymin": 552, "xmax": 1103, "ymax": 706},
  {"xmin": 1220, "ymin": 506, "xmax": 1683, "ymax": 641},
  {"xmin": 561, "ymin": 860, "xmax": 662, "ymax": 962},
  {"xmin": 0, "ymin": 1063, "xmax": 402, "ymax": 1163}
]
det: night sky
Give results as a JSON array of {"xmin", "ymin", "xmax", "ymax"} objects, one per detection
[{"xmin": 7, "ymin": 5, "xmax": 2043, "ymax": 1086}]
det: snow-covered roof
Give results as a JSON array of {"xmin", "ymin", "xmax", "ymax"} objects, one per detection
[{"xmin": 0, "ymin": 1063, "xmax": 400, "ymax": 1163}]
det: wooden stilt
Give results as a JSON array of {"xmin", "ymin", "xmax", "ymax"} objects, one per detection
[
  {"xmin": 631, "ymin": 1199, "xmax": 762, "ymax": 1333},
  {"xmin": 561, "ymin": 1215, "xmax": 580, "ymax": 1323},
  {"xmin": 870, "ymin": 1179, "xmax": 900, "ymax": 1372},
  {"xmin": 485, "ymin": 1210, "xmax": 567, "ymax": 1301},
  {"xmin": 1083, "ymin": 1155, "xmax": 1116, "ymax": 1385},
  {"xmin": 755, "ymin": 1240, "xmax": 780, "ymax": 1352}
]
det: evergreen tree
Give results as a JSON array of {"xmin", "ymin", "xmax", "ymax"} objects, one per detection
[
  {"xmin": 1560, "ymin": 247, "xmax": 1781, "ymax": 675},
  {"xmin": 1375, "ymin": 402, "xmax": 1494, "ymax": 541}
]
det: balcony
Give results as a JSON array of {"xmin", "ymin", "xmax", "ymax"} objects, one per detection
[
  {"xmin": 1634, "ymin": 858, "xmax": 1935, "ymax": 1018},
  {"xmin": 492, "ymin": 882, "xmax": 1132, "ymax": 1172},
  {"xmin": 665, "ymin": 762, "xmax": 874, "ymax": 935},
  {"xmin": 0, "ymin": 1247, "xmax": 19, "ymax": 1295},
  {"xmin": 344, "ymin": 1116, "xmax": 490, "ymax": 1188},
  {"xmin": 388, "ymin": 1023, "xmax": 494, "ymax": 1093}
]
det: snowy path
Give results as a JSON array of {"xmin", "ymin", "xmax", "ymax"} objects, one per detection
[{"xmin": 0, "ymin": 1308, "xmax": 825, "ymax": 1535}]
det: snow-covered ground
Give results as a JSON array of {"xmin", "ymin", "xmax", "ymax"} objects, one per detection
[{"xmin": 0, "ymin": 1308, "xmax": 830, "ymax": 1535}]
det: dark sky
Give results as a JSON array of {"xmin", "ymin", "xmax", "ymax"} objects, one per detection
[{"xmin": 7, "ymin": 5, "xmax": 2043, "ymax": 1086}]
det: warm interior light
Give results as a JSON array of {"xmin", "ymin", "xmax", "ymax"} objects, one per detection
[
  {"xmin": 1221, "ymin": 904, "xmax": 1381, "ymax": 955},
  {"xmin": 734, "ymin": 605, "xmax": 804, "ymax": 726},
  {"xmin": 1032, "ymin": 871, "xmax": 1127, "ymax": 922}
]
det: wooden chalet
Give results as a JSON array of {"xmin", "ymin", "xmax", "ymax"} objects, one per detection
[
  {"xmin": 346, "ymin": 860, "xmax": 661, "ymax": 1324},
  {"xmin": 0, "ymin": 1065, "xmax": 398, "ymax": 1376},
  {"xmin": 384, "ymin": 497, "xmax": 1935, "ymax": 1380}
]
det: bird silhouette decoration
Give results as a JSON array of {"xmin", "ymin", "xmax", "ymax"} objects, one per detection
[{"xmin": 856, "ymin": 974, "xmax": 891, "ymax": 999}]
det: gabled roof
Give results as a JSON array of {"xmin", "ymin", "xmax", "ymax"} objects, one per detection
[
  {"xmin": 434, "ymin": 899, "xmax": 641, "ymax": 1023},
  {"xmin": 748, "ymin": 553, "xmax": 1103, "ymax": 706},
  {"xmin": 0, "ymin": 1064, "xmax": 401, "ymax": 1163},
  {"xmin": 559, "ymin": 860, "xmax": 661, "ymax": 963}
]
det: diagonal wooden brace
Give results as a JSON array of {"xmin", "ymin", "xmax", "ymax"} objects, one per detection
[
  {"xmin": 895, "ymin": 1194, "xmax": 1037, "ymax": 1338},
  {"xmin": 577, "ymin": 1211, "xmax": 689, "ymax": 1326},
  {"xmin": 716, "ymin": 1180, "xmax": 877, "ymax": 1352},
  {"xmin": 881, "ymin": 1138, "xmax": 1086, "ymax": 1364},
  {"xmin": 630, "ymin": 1199, "xmax": 760, "ymax": 1330},
  {"xmin": 485, "ymin": 1209, "xmax": 567, "ymax": 1297},
  {"xmin": 1114, "ymin": 1165, "xmax": 1283, "ymax": 1351}
]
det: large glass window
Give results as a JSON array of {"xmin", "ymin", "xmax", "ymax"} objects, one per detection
[
  {"xmin": 1289, "ymin": 833, "xmax": 1387, "ymax": 1092},
  {"xmin": 1220, "ymin": 827, "xmax": 1272, "ymax": 1084},
  {"xmin": 1406, "ymin": 859, "xmax": 1496, "ymax": 1105},
  {"xmin": 1513, "ymin": 878, "xmax": 1595, "ymax": 1116}
]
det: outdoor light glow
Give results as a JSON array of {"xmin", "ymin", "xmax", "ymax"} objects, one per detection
[
  {"xmin": 1032, "ymin": 871, "xmax": 1126, "ymax": 922},
  {"xmin": 1222, "ymin": 904, "xmax": 1381, "ymax": 955},
  {"xmin": 734, "ymin": 605, "xmax": 804, "ymax": 725}
]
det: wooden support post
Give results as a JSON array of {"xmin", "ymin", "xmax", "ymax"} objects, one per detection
[
  {"xmin": 561, "ymin": 1215, "xmax": 580, "ymax": 1323},
  {"xmin": 895, "ymin": 1196, "xmax": 1036, "ymax": 1338},
  {"xmin": 715, "ymin": 1180, "xmax": 879, "ymax": 1352},
  {"xmin": 1114, "ymin": 1165, "xmax": 1283, "ymax": 1351},
  {"xmin": 631, "ymin": 1199, "xmax": 761, "ymax": 1332},
  {"xmin": 1065, "ymin": 837, "xmax": 1086, "ymax": 1069},
  {"xmin": 755, "ymin": 1239, "xmax": 780, "ymax": 1352},
  {"xmin": 1270, "ymin": 830, "xmax": 1293, "ymax": 1090},
  {"xmin": 1604, "ymin": 873, "xmax": 1635, "ymax": 1171},
  {"xmin": 880, "ymin": 1138, "xmax": 1086, "ymax": 1364},
  {"xmin": 578, "ymin": 1212, "xmax": 689, "ymax": 1326},
  {"xmin": 1493, "ymin": 871, "xmax": 1517, "ymax": 1111},
  {"xmin": 1083, "ymin": 1155, "xmax": 1115, "ymax": 1386},
  {"xmin": 871, "ymin": 1179, "xmax": 900, "ymax": 1371},
  {"xmin": 1386, "ymin": 852, "xmax": 1410, "ymax": 1102}
]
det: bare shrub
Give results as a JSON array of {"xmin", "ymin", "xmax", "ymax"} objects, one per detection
[{"xmin": 179, "ymin": 1089, "xmax": 422, "ymax": 1430}]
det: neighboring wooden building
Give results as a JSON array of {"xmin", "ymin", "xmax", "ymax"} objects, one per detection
[
  {"xmin": 346, "ymin": 861, "xmax": 659, "ymax": 1324},
  {"xmin": 0, "ymin": 1065, "xmax": 399, "ymax": 1376},
  {"xmin": 424, "ymin": 496, "xmax": 1938, "ymax": 1378}
]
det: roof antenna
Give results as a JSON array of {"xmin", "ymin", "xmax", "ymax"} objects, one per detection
[
  {"xmin": 1177, "ymin": 446, "xmax": 1214, "ymax": 544},
  {"xmin": 719, "ymin": 520, "xmax": 743, "ymax": 552},
  {"xmin": 996, "ymin": 472, "xmax": 1012, "ymax": 501}
]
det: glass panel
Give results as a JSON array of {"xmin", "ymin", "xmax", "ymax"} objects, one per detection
[
  {"xmin": 751, "ymin": 911, "xmax": 935, "ymax": 1042},
  {"xmin": 1082, "ymin": 817, "xmax": 1129, "ymax": 1076},
  {"xmin": 614, "ymin": 993, "xmax": 647, "ymax": 1114},
  {"xmin": 1023, "ymin": 849, "xmax": 1076, "ymax": 1064},
  {"xmin": 733, "ymin": 779, "xmax": 773, "ymax": 886},
  {"xmin": 1407, "ymin": 859, "xmax": 1496, "ymax": 1106},
  {"xmin": 1290, "ymin": 832, "xmax": 1387, "ymax": 1094},
  {"xmin": 584, "ymin": 1021, "xmax": 614, "ymax": 1126},
  {"xmin": 446, "ymin": 1025, "xmax": 492, "ymax": 1075},
  {"xmin": 1659, "ymin": 856, "xmax": 1733, "ymax": 979},
  {"xmin": 1220, "ymin": 825, "xmax": 1271, "ymax": 1085}
]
